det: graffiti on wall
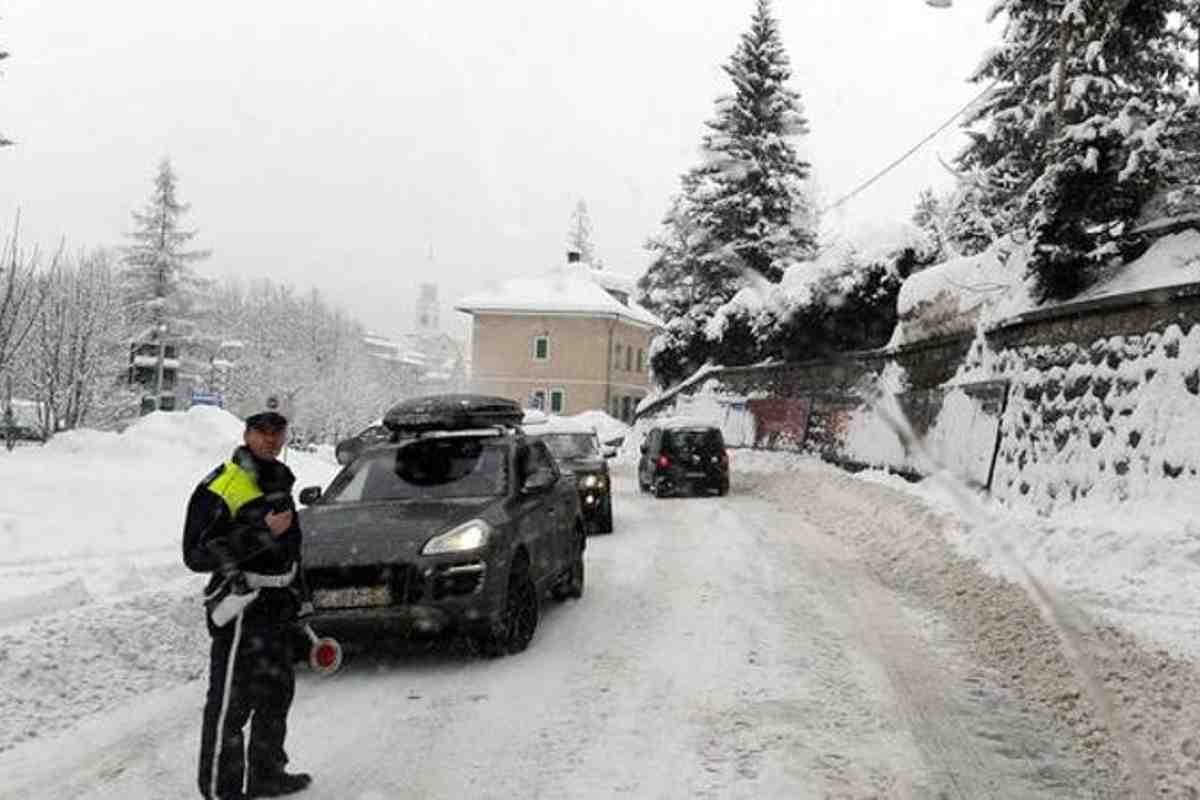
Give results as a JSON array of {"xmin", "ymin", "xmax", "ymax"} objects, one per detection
[{"xmin": 746, "ymin": 398, "xmax": 811, "ymax": 450}]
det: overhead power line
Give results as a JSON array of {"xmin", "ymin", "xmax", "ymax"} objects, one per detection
[{"xmin": 823, "ymin": 26, "xmax": 1058, "ymax": 214}]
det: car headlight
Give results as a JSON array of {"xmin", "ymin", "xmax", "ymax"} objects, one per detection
[
  {"xmin": 581, "ymin": 474, "xmax": 605, "ymax": 489},
  {"xmin": 422, "ymin": 519, "xmax": 493, "ymax": 555}
]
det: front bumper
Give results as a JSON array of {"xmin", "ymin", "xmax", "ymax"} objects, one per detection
[
  {"xmin": 574, "ymin": 474, "xmax": 610, "ymax": 519},
  {"xmin": 304, "ymin": 557, "xmax": 506, "ymax": 639},
  {"xmin": 577, "ymin": 488, "xmax": 609, "ymax": 517}
]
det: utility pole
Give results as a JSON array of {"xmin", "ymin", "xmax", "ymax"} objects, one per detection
[
  {"xmin": 4, "ymin": 374, "xmax": 14, "ymax": 451},
  {"xmin": 153, "ymin": 322, "xmax": 167, "ymax": 411}
]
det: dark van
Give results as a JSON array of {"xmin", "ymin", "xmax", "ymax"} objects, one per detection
[{"xmin": 637, "ymin": 420, "xmax": 730, "ymax": 498}]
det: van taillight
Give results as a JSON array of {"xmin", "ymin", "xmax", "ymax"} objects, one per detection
[{"xmin": 657, "ymin": 455, "xmax": 671, "ymax": 469}]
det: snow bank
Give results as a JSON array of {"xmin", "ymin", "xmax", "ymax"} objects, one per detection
[
  {"xmin": 892, "ymin": 229, "xmax": 1200, "ymax": 349},
  {"xmin": 569, "ymin": 410, "xmax": 629, "ymax": 445},
  {"xmin": 856, "ymin": 461, "xmax": 1200, "ymax": 665},
  {"xmin": 843, "ymin": 362, "xmax": 914, "ymax": 472},
  {"xmin": 0, "ymin": 407, "xmax": 339, "ymax": 571},
  {"xmin": 632, "ymin": 377, "xmax": 764, "ymax": 453},
  {"xmin": 891, "ymin": 237, "xmax": 1037, "ymax": 347},
  {"xmin": 1078, "ymin": 230, "xmax": 1200, "ymax": 300},
  {"xmin": 0, "ymin": 409, "xmax": 340, "ymax": 752}
]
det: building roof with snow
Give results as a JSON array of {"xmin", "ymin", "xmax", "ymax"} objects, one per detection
[{"xmin": 455, "ymin": 263, "xmax": 662, "ymax": 330}]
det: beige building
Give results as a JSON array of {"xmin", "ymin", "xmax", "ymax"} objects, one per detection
[{"xmin": 455, "ymin": 256, "xmax": 662, "ymax": 422}]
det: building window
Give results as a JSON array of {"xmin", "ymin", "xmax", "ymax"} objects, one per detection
[
  {"xmin": 637, "ymin": 349, "xmax": 645, "ymax": 372},
  {"xmin": 621, "ymin": 396, "xmax": 633, "ymax": 422},
  {"xmin": 531, "ymin": 389, "xmax": 547, "ymax": 410},
  {"xmin": 533, "ymin": 335, "xmax": 549, "ymax": 361},
  {"xmin": 625, "ymin": 346, "xmax": 633, "ymax": 372},
  {"xmin": 550, "ymin": 388, "xmax": 565, "ymax": 414},
  {"xmin": 612, "ymin": 343, "xmax": 622, "ymax": 369},
  {"xmin": 612, "ymin": 397, "xmax": 620, "ymax": 418}
]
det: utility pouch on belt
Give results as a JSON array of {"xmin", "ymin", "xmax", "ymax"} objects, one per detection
[
  {"xmin": 209, "ymin": 586, "xmax": 260, "ymax": 627},
  {"xmin": 204, "ymin": 565, "xmax": 297, "ymax": 627}
]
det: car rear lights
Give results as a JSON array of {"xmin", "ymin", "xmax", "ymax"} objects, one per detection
[{"xmin": 656, "ymin": 455, "xmax": 671, "ymax": 469}]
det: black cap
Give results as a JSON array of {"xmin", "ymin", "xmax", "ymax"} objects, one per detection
[{"xmin": 245, "ymin": 411, "xmax": 288, "ymax": 432}]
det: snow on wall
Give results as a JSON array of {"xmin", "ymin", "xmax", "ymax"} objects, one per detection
[
  {"xmin": 894, "ymin": 230, "xmax": 1200, "ymax": 350},
  {"xmin": 626, "ymin": 378, "xmax": 761, "ymax": 455},
  {"xmin": 843, "ymin": 362, "xmax": 916, "ymax": 472},
  {"xmin": 674, "ymin": 384, "xmax": 757, "ymax": 447},
  {"xmin": 890, "ymin": 237, "xmax": 1036, "ymax": 348},
  {"xmin": 1077, "ymin": 230, "xmax": 1200, "ymax": 301},
  {"xmin": 986, "ymin": 324, "xmax": 1200, "ymax": 515},
  {"xmin": 926, "ymin": 387, "xmax": 1003, "ymax": 487}
]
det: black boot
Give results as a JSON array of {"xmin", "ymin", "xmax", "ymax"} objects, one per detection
[{"xmin": 247, "ymin": 771, "xmax": 312, "ymax": 797}]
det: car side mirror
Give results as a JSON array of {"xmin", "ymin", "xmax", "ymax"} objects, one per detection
[
  {"xmin": 299, "ymin": 486, "xmax": 323, "ymax": 505},
  {"xmin": 334, "ymin": 437, "xmax": 362, "ymax": 466},
  {"xmin": 602, "ymin": 446, "xmax": 617, "ymax": 459},
  {"xmin": 522, "ymin": 468, "xmax": 557, "ymax": 494}
]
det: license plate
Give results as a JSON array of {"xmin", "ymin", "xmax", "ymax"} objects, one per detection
[
  {"xmin": 313, "ymin": 585, "xmax": 393, "ymax": 609},
  {"xmin": 686, "ymin": 471, "xmax": 706, "ymax": 479}
]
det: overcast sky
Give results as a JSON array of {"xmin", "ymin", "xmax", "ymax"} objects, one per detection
[{"xmin": 0, "ymin": 0, "xmax": 997, "ymax": 338}]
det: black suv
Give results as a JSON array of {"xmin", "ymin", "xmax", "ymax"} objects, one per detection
[
  {"xmin": 523, "ymin": 413, "xmax": 616, "ymax": 534},
  {"xmin": 637, "ymin": 420, "xmax": 730, "ymax": 498},
  {"xmin": 298, "ymin": 395, "xmax": 586, "ymax": 656}
]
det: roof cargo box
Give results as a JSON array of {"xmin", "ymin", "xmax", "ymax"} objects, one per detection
[{"xmin": 383, "ymin": 394, "xmax": 524, "ymax": 434}]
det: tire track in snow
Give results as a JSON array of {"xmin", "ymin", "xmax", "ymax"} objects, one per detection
[{"xmin": 744, "ymin": 463, "xmax": 1109, "ymax": 799}]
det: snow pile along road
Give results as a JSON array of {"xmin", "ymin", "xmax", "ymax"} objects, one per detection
[
  {"xmin": 0, "ymin": 407, "xmax": 340, "ymax": 752},
  {"xmin": 753, "ymin": 461, "xmax": 1200, "ymax": 798},
  {"xmin": 0, "ymin": 406, "xmax": 336, "ymax": 568}
]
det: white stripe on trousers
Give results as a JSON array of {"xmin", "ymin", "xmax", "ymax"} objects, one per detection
[{"xmin": 209, "ymin": 609, "xmax": 245, "ymax": 800}]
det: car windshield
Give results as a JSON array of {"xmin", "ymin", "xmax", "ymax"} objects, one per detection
[
  {"xmin": 323, "ymin": 437, "xmax": 507, "ymax": 503},
  {"xmin": 535, "ymin": 433, "xmax": 599, "ymax": 461}
]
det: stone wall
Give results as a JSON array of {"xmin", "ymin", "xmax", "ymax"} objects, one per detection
[{"xmin": 639, "ymin": 279, "xmax": 1200, "ymax": 511}]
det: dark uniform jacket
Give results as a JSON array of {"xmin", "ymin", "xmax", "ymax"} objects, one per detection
[{"xmin": 183, "ymin": 446, "xmax": 309, "ymax": 622}]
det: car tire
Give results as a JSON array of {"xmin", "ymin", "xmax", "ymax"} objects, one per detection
[
  {"xmin": 554, "ymin": 541, "xmax": 585, "ymax": 600},
  {"xmin": 718, "ymin": 478, "xmax": 729, "ymax": 497},
  {"xmin": 654, "ymin": 481, "xmax": 669, "ymax": 499},
  {"xmin": 552, "ymin": 528, "xmax": 585, "ymax": 601},
  {"xmin": 478, "ymin": 560, "xmax": 539, "ymax": 657},
  {"xmin": 597, "ymin": 500, "xmax": 614, "ymax": 533}
]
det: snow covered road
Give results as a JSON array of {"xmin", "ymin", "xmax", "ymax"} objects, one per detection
[{"xmin": 0, "ymin": 462, "xmax": 1123, "ymax": 799}]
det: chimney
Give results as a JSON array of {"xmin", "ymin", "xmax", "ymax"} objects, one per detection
[{"xmin": 566, "ymin": 250, "xmax": 582, "ymax": 264}]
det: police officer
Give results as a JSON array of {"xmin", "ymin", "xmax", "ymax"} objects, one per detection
[{"xmin": 183, "ymin": 411, "xmax": 313, "ymax": 799}]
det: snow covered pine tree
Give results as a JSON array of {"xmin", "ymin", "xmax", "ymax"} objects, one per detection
[
  {"xmin": 959, "ymin": 0, "xmax": 1194, "ymax": 300},
  {"xmin": 122, "ymin": 158, "xmax": 211, "ymax": 411},
  {"xmin": 638, "ymin": 0, "xmax": 816, "ymax": 386}
]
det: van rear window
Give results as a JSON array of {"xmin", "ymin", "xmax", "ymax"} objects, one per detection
[{"xmin": 664, "ymin": 428, "xmax": 724, "ymax": 452}]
